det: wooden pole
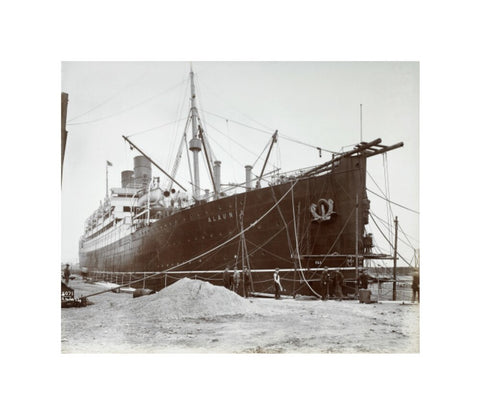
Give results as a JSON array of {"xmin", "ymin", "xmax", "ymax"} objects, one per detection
[
  {"xmin": 61, "ymin": 93, "xmax": 68, "ymax": 185},
  {"xmin": 355, "ymin": 194, "xmax": 359, "ymax": 298},
  {"xmin": 257, "ymin": 130, "xmax": 278, "ymax": 187},
  {"xmin": 122, "ymin": 135, "xmax": 187, "ymax": 192},
  {"xmin": 393, "ymin": 216, "xmax": 398, "ymax": 300}
]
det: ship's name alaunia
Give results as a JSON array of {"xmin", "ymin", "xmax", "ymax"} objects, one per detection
[{"xmin": 207, "ymin": 211, "xmax": 234, "ymax": 223}]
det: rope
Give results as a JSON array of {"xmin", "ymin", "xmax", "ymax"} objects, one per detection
[
  {"xmin": 66, "ymin": 71, "xmax": 150, "ymax": 123},
  {"xmin": 203, "ymin": 120, "xmax": 272, "ymax": 166},
  {"xmin": 68, "ymin": 79, "xmax": 186, "ymax": 126},
  {"xmin": 201, "ymin": 125, "xmax": 251, "ymax": 170},
  {"xmin": 369, "ymin": 212, "xmax": 418, "ymax": 250},
  {"xmin": 290, "ymin": 182, "xmax": 321, "ymax": 298},
  {"xmin": 82, "ymin": 181, "xmax": 298, "ymax": 299},
  {"xmin": 200, "ymin": 108, "xmax": 339, "ymax": 155},
  {"xmin": 270, "ymin": 186, "xmax": 296, "ymax": 261},
  {"xmin": 277, "ymin": 133, "xmax": 338, "ymax": 155},
  {"xmin": 199, "ymin": 109, "xmax": 272, "ymax": 135},
  {"xmin": 196, "ymin": 77, "xmax": 276, "ymax": 133},
  {"xmin": 252, "ymin": 139, "xmax": 273, "ymax": 169},
  {"xmin": 366, "ymin": 188, "xmax": 419, "ymax": 215},
  {"xmin": 382, "ymin": 154, "xmax": 393, "ymax": 253},
  {"xmin": 398, "ymin": 221, "xmax": 418, "ymax": 249},
  {"xmin": 166, "ymin": 80, "xmax": 191, "ymax": 176},
  {"xmin": 125, "ymin": 117, "xmax": 187, "ymax": 138},
  {"xmin": 369, "ymin": 214, "xmax": 416, "ymax": 269}
]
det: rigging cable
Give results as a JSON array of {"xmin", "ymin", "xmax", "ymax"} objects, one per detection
[
  {"xmin": 67, "ymin": 79, "xmax": 187, "ymax": 126},
  {"xmin": 366, "ymin": 188, "xmax": 419, "ymax": 215},
  {"xmin": 199, "ymin": 108, "xmax": 339, "ymax": 156},
  {"xmin": 202, "ymin": 129, "xmax": 249, "ymax": 171},
  {"xmin": 168, "ymin": 111, "xmax": 192, "ymax": 191},
  {"xmin": 201, "ymin": 109, "xmax": 277, "ymax": 135},
  {"xmin": 368, "ymin": 212, "xmax": 417, "ymax": 251},
  {"xmin": 166, "ymin": 78, "xmax": 191, "ymax": 178},
  {"xmin": 126, "ymin": 117, "xmax": 188, "ymax": 138},
  {"xmin": 82, "ymin": 181, "xmax": 298, "ymax": 298},
  {"xmin": 196, "ymin": 77, "xmax": 275, "ymax": 132},
  {"xmin": 203, "ymin": 120, "xmax": 275, "ymax": 170},
  {"xmin": 398, "ymin": 222, "xmax": 418, "ymax": 251},
  {"xmin": 225, "ymin": 119, "xmax": 237, "ymax": 182},
  {"xmin": 290, "ymin": 183, "xmax": 322, "ymax": 298},
  {"xmin": 277, "ymin": 133, "xmax": 338, "ymax": 155},
  {"xmin": 196, "ymin": 79, "xmax": 338, "ymax": 155},
  {"xmin": 251, "ymin": 139, "xmax": 273, "ymax": 169},
  {"xmin": 195, "ymin": 77, "xmax": 217, "ymax": 161},
  {"xmin": 369, "ymin": 214, "xmax": 416, "ymax": 269},
  {"xmin": 66, "ymin": 71, "xmax": 150, "ymax": 122},
  {"xmin": 383, "ymin": 153, "xmax": 393, "ymax": 253}
]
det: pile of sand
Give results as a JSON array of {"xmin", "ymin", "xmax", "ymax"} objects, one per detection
[{"xmin": 129, "ymin": 278, "xmax": 257, "ymax": 319}]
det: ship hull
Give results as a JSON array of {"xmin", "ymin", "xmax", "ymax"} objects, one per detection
[{"xmin": 80, "ymin": 155, "xmax": 369, "ymax": 297}]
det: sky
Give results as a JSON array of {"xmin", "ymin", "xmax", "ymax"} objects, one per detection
[{"xmin": 61, "ymin": 61, "xmax": 419, "ymax": 265}]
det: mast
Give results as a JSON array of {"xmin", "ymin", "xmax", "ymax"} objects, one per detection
[
  {"xmin": 360, "ymin": 103, "xmax": 363, "ymax": 142},
  {"xmin": 198, "ymin": 125, "xmax": 217, "ymax": 197},
  {"xmin": 188, "ymin": 65, "xmax": 202, "ymax": 199},
  {"xmin": 257, "ymin": 130, "xmax": 278, "ymax": 188}
]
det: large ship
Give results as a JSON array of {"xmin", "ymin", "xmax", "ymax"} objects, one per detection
[{"xmin": 78, "ymin": 67, "xmax": 403, "ymax": 297}]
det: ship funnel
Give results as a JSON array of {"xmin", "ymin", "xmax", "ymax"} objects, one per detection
[
  {"xmin": 121, "ymin": 170, "xmax": 134, "ymax": 188},
  {"xmin": 245, "ymin": 165, "xmax": 253, "ymax": 190},
  {"xmin": 133, "ymin": 156, "xmax": 152, "ymax": 188},
  {"xmin": 214, "ymin": 160, "xmax": 221, "ymax": 196}
]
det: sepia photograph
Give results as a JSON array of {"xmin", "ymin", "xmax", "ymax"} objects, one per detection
[
  {"xmin": 5, "ymin": 1, "xmax": 480, "ymax": 413},
  {"xmin": 61, "ymin": 61, "xmax": 419, "ymax": 353}
]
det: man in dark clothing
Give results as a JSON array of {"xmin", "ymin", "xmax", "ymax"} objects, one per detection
[
  {"xmin": 334, "ymin": 271, "xmax": 344, "ymax": 300},
  {"xmin": 223, "ymin": 267, "xmax": 231, "ymax": 289},
  {"xmin": 320, "ymin": 267, "xmax": 330, "ymax": 300},
  {"xmin": 233, "ymin": 266, "xmax": 240, "ymax": 293},
  {"xmin": 359, "ymin": 271, "xmax": 369, "ymax": 290},
  {"xmin": 412, "ymin": 271, "xmax": 420, "ymax": 303},
  {"xmin": 63, "ymin": 264, "xmax": 71, "ymax": 285},
  {"xmin": 243, "ymin": 266, "xmax": 251, "ymax": 298}
]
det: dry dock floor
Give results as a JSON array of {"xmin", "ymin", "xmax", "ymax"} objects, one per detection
[{"xmin": 61, "ymin": 278, "xmax": 419, "ymax": 353}]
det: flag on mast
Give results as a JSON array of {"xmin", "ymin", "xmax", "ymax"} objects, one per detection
[{"xmin": 107, "ymin": 160, "xmax": 113, "ymax": 167}]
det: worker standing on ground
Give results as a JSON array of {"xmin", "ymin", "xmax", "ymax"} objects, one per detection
[
  {"xmin": 359, "ymin": 270, "xmax": 369, "ymax": 290},
  {"xmin": 243, "ymin": 266, "xmax": 251, "ymax": 298},
  {"xmin": 223, "ymin": 266, "xmax": 231, "ymax": 289},
  {"xmin": 233, "ymin": 266, "xmax": 240, "ymax": 293},
  {"xmin": 63, "ymin": 264, "xmax": 71, "ymax": 285},
  {"xmin": 412, "ymin": 270, "xmax": 420, "ymax": 303},
  {"xmin": 273, "ymin": 268, "xmax": 282, "ymax": 299},
  {"xmin": 334, "ymin": 271, "xmax": 344, "ymax": 300},
  {"xmin": 320, "ymin": 267, "xmax": 330, "ymax": 300}
]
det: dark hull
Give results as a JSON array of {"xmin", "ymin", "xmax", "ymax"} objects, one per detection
[{"xmin": 80, "ymin": 155, "xmax": 369, "ymax": 296}]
